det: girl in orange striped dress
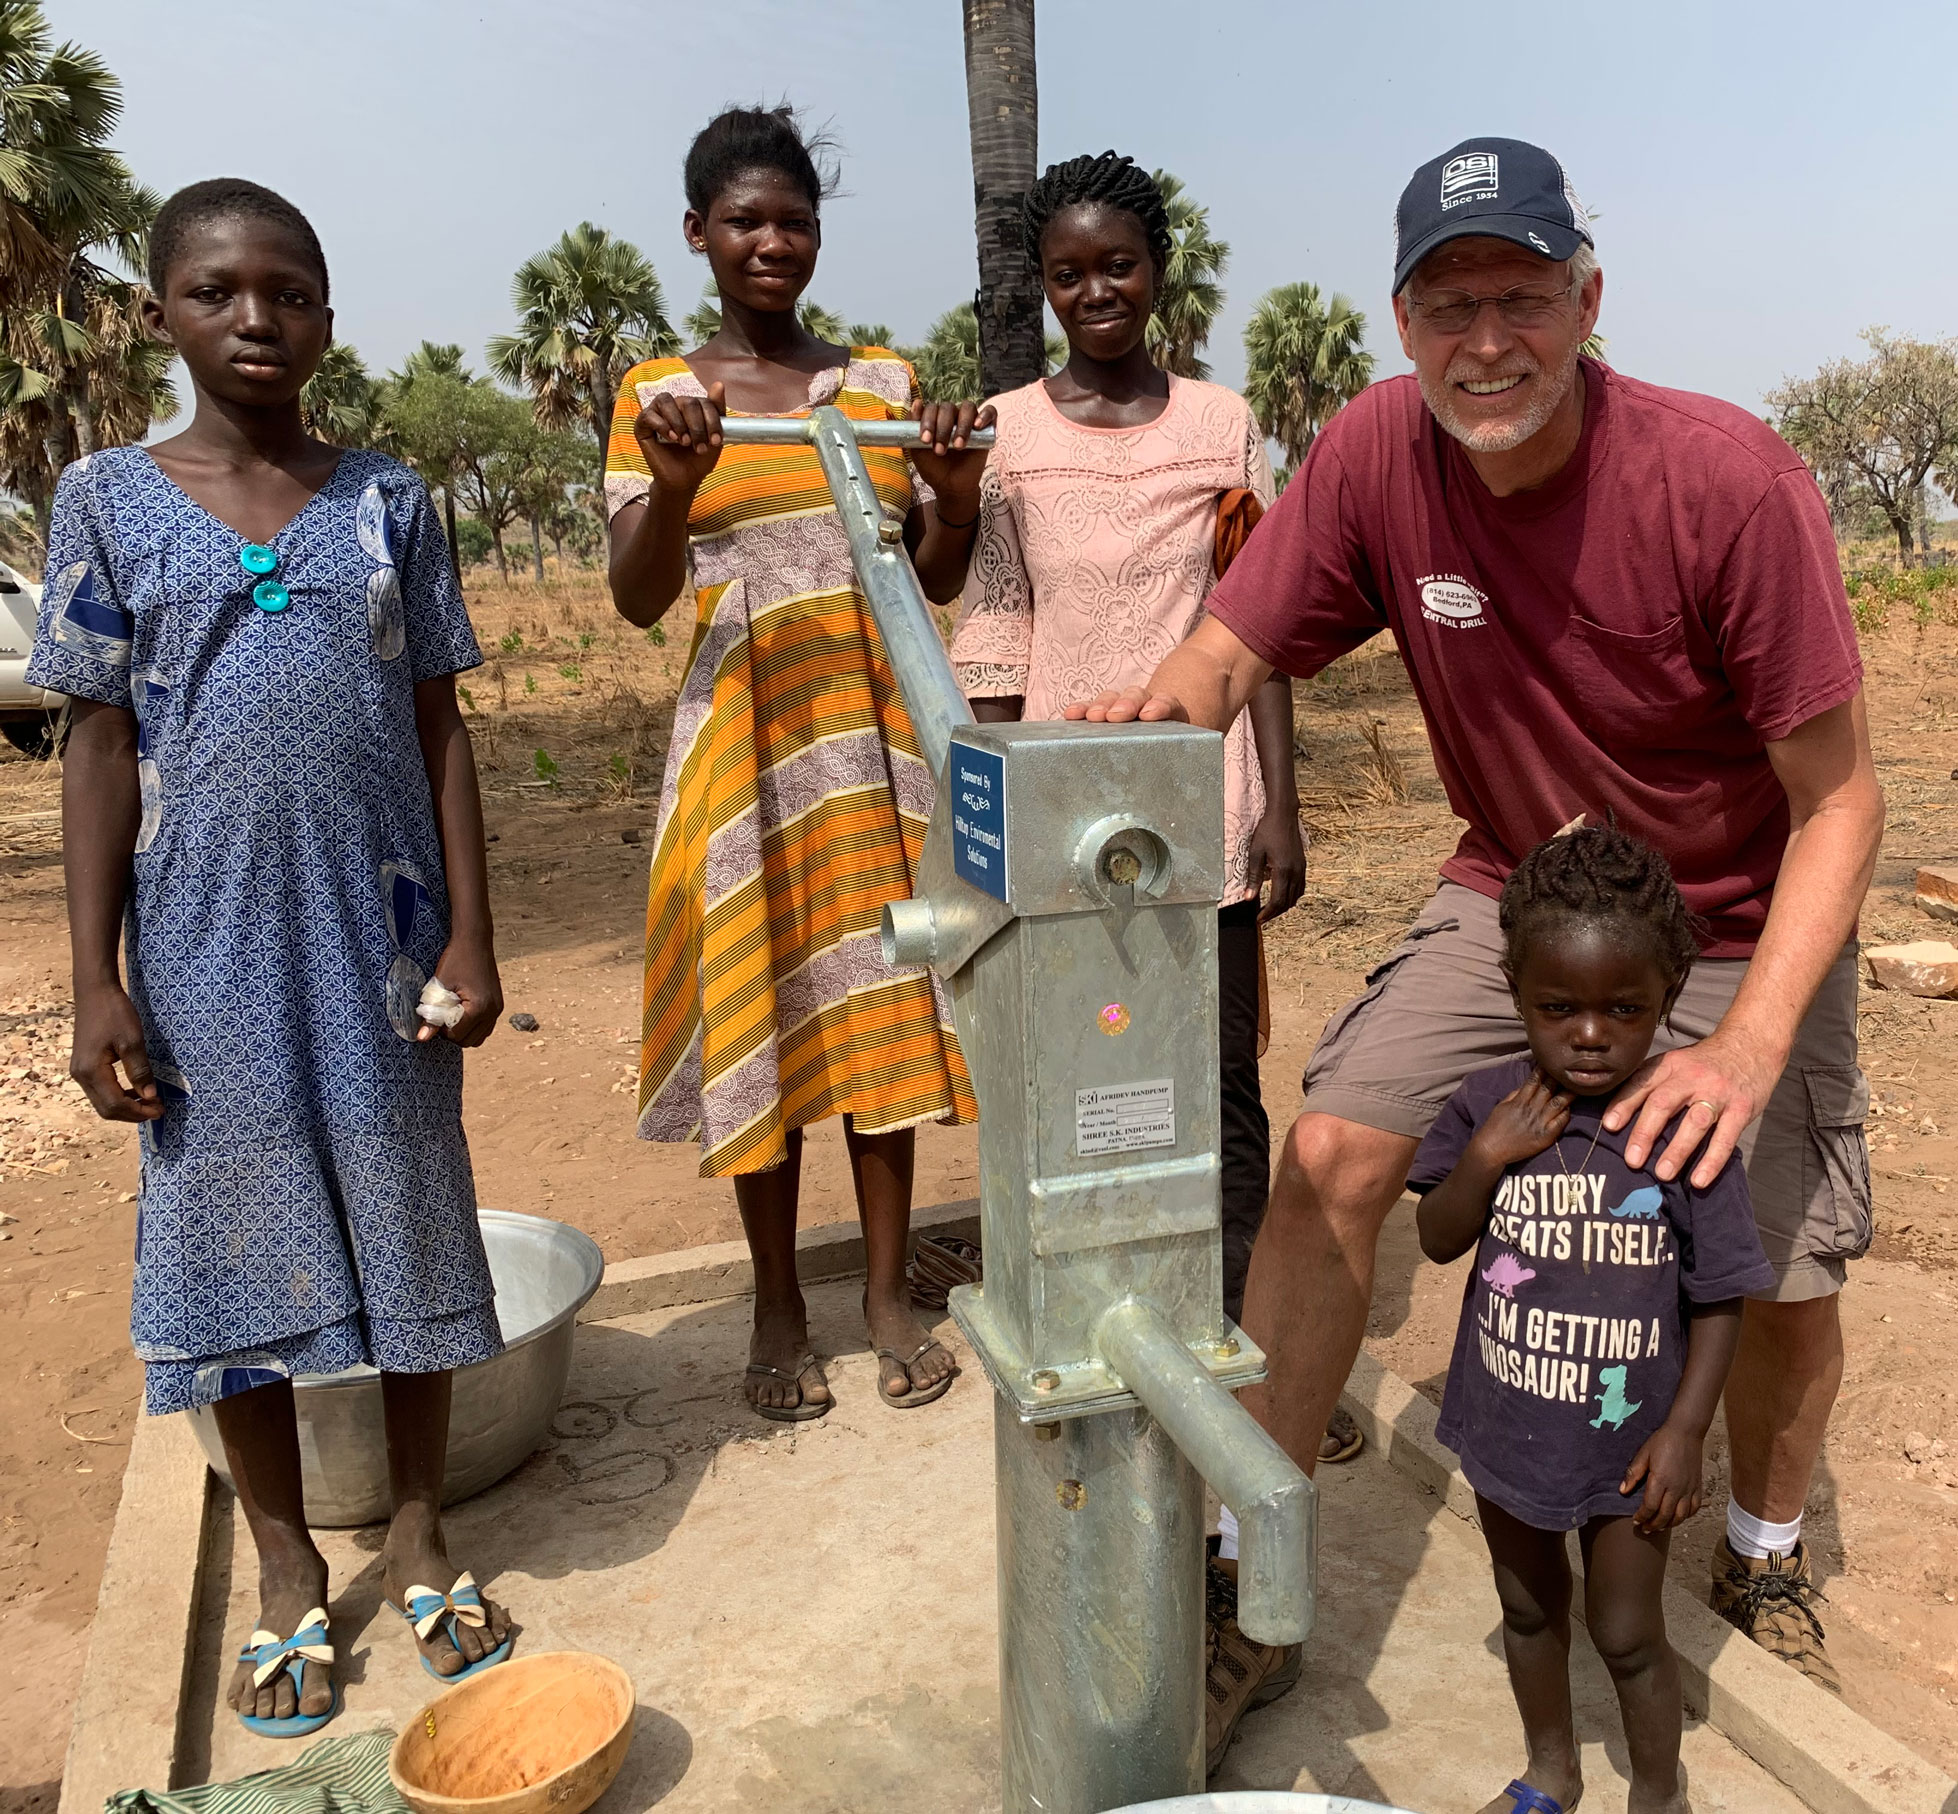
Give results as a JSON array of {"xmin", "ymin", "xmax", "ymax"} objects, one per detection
[{"xmin": 605, "ymin": 106, "xmax": 992, "ymax": 1420}]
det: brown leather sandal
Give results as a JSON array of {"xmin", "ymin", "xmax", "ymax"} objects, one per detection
[
  {"xmin": 907, "ymin": 1235, "xmax": 982, "ymax": 1310},
  {"xmin": 875, "ymin": 1339, "xmax": 958, "ymax": 1408},
  {"xmin": 745, "ymin": 1351, "xmax": 832, "ymax": 1423}
]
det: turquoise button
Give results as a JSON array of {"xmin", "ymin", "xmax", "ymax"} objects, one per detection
[
  {"xmin": 240, "ymin": 543, "xmax": 279, "ymax": 575},
  {"xmin": 253, "ymin": 579, "xmax": 290, "ymax": 613}
]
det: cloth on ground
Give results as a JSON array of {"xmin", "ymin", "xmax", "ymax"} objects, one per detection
[{"xmin": 107, "ymin": 1730, "xmax": 406, "ymax": 1814}]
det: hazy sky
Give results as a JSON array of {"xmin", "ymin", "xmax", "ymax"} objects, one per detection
[{"xmin": 66, "ymin": 0, "xmax": 1958, "ymax": 412}]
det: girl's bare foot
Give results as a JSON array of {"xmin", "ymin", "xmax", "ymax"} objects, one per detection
[
  {"xmin": 1476, "ymin": 1765, "xmax": 1583, "ymax": 1814},
  {"xmin": 383, "ymin": 1503, "xmax": 511, "ymax": 1677},
  {"xmin": 225, "ymin": 1537, "xmax": 334, "ymax": 1724},
  {"xmin": 865, "ymin": 1285, "xmax": 956, "ymax": 1400},
  {"xmin": 746, "ymin": 1294, "xmax": 830, "ymax": 1415}
]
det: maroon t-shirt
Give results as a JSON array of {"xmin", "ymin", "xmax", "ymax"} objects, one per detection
[{"xmin": 1207, "ymin": 360, "xmax": 1862, "ymax": 955}]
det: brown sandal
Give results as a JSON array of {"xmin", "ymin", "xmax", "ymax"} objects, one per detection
[
  {"xmin": 745, "ymin": 1351, "xmax": 831, "ymax": 1423},
  {"xmin": 875, "ymin": 1339, "xmax": 958, "ymax": 1408},
  {"xmin": 1318, "ymin": 1406, "xmax": 1364, "ymax": 1465},
  {"xmin": 907, "ymin": 1235, "xmax": 981, "ymax": 1310}
]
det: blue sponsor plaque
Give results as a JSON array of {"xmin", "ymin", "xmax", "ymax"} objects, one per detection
[{"xmin": 950, "ymin": 740, "xmax": 1008, "ymax": 901}]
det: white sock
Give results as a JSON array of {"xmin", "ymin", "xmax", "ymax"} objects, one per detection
[
  {"xmin": 1726, "ymin": 1502, "xmax": 1802, "ymax": 1560},
  {"xmin": 1218, "ymin": 1505, "xmax": 1239, "ymax": 1561}
]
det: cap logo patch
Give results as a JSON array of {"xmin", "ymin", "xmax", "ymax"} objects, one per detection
[
  {"xmin": 1440, "ymin": 152, "xmax": 1499, "ymax": 210},
  {"xmin": 1527, "ymin": 231, "xmax": 1551, "ymax": 253}
]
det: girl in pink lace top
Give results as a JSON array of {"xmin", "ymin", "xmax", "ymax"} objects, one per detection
[{"xmin": 949, "ymin": 151, "xmax": 1306, "ymax": 1327}]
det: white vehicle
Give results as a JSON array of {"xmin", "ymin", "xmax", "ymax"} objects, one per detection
[{"xmin": 0, "ymin": 558, "xmax": 66, "ymax": 757}]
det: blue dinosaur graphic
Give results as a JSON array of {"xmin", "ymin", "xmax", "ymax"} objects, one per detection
[
  {"xmin": 1607, "ymin": 1185, "xmax": 1663, "ymax": 1221},
  {"xmin": 1590, "ymin": 1365, "xmax": 1642, "ymax": 1431}
]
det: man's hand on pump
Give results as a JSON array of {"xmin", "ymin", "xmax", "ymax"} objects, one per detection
[{"xmin": 1064, "ymin": 685, "xmax": 1191, "ymax": 724}]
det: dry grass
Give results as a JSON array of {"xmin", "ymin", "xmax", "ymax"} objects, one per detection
[{"xmin": 455, "ymin": 567, "xmax": 685, "ymax": 817}]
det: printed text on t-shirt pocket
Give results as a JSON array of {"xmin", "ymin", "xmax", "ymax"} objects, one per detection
[{"xmin": 1563, "ymin": 613, "xmax": 1701, "ymax": 749}]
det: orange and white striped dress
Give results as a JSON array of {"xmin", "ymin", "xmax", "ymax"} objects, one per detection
[{"xmin": 604, "ymin": 350, "xmax": 975, "ymax": 1175}]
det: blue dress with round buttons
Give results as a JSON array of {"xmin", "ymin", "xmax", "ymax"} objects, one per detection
[{"xmin": 26, "ymin": 448, "xmax": 501, "ymax": 1414}]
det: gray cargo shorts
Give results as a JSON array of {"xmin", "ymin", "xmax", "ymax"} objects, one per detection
[{"xmin": 1303, "ymin": 883, "xmax": 1871, "ymax": 1303}]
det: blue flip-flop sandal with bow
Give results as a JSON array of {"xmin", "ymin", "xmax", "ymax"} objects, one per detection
[
  {"xmin": 388, "ymin": 1570, "xmax": 514, "ymax": 1682},
  {"xmin": 235, "ymin": 1607, "xmax": 338, "ymax": 1738}
]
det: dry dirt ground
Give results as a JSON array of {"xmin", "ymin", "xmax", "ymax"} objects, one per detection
[{"xmin": 2, "ymin": 569, "xmax": 1956, "ymax": 1809}]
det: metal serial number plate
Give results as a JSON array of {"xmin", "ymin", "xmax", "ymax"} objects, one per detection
[{"xmin": 1076, "ymin": 1079, "xmax": 1176, "ymax": 1155}]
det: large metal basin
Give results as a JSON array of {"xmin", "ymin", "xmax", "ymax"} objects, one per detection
[{"xmin": 188, "ymin": 1209, "xmax": 604, "ymax": 1527}]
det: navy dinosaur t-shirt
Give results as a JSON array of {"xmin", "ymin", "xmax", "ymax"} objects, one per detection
[{"xmin": 1410, "ymin": 1057, "xmax": 1774, "ymax": 1530}]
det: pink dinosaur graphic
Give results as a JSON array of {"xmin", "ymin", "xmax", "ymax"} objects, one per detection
[{"xmin": 1481, "ymin": 1250, "xmax": 1536, "ymax": 1298}]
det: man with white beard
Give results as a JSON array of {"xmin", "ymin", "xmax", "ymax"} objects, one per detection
[{"xmin": 1071, "ymin": 138, "xmax": 1885, "ymax": 1772}]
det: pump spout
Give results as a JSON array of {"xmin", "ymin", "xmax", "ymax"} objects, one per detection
[{"xmin": 1095, "ymin": 1297, "xmax": 1316, "ymax": 1645}]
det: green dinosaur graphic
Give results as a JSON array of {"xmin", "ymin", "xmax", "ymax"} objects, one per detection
[{"xmin": 1590, "ymin": 1364, "xmax": 1641, "ymax": 1431}]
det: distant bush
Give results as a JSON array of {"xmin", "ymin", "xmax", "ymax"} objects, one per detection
[
  {"xmin": 454, "ymin": 518, "xmax": 495, "ymax": 568},
  {"xmin": 1842, "ymin": 558, "xmax": 1958, "ymax": 634}
]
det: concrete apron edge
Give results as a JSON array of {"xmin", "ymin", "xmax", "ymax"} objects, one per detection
[
  {"xmin": 61, "ymin": 1199, "xmax": 981, "ymax": 1805},
  {"xmin": 58, "ymin": 1411, "xmax": 215, "ymax": 1814},
  {"xmin": 1340, "ymin": 1346, "xmax": 1958, "ymax": 1814}
]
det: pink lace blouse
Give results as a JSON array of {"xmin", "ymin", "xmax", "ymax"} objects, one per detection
[{"xmin": 949, "ymin": 376, "xmax": 1276, "ymax": 904}]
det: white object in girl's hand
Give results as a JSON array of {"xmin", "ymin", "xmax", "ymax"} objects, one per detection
[{"xmin": 416, "ymin": 978, "xmax": 465, "ymax": 1028}]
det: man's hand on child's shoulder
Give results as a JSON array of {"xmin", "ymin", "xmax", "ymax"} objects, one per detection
[{"xmin": 1468, "ymin": 1069, "xmax": 1573, "ymax": 1170}]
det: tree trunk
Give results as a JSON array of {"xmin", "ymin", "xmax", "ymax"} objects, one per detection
[
  {"xmin": 963, "ymin": 0, "xmax": 1043, "ymax": 396},
  {"xmin": 442, "ymin": 485, "xmax": 462, "ymax": 587},
  {"xmin": 1919, "ymin": 484, "xmax": 1934, "ymax": 560},
  {"xmin": 592, "ymin": 375, "xmax": 613, "ymax": 491},
  {"xmin": 529, "ymin": 513, "xmax": 545, "ymax": 583},
  {"xmin": 491, "ymin": 524, "xmax": 508, "ymax": 581},
  {"xmin": 1893, "ymin": 509, "xmax": 1916, "ymax": 566},
  {"xmin": 551, "ymin": 528, "xmax": 565, "ymax": 568},
  {"xmin": 66, "ymin": 374, "xmax": 97, "ymax": 459}
]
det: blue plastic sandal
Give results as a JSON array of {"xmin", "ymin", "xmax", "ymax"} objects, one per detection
[
  {"xmin": 390, "ymin": 1571, "xmax": 514, "ymax": 1683},
  {"xmin": 236, "ymin": 1608, "xmax": 338, "ymax": 1738},
  {"xmin": 1498, "ymin": 1782, "xmax": 1575, "ymax": 1814}
]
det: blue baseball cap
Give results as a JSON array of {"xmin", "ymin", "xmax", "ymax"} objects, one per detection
[{"xmin": 1392, "ymin": 137, "xmax": 1593, "ymax": 295}]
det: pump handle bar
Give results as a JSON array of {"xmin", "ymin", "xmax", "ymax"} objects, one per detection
[{"xmin": 712, "ymin": 417, "xmax": 995, "ymax": 449}]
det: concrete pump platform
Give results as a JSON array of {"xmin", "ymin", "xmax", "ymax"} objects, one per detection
[{"xmin": 60, "ymin": 1216, "xmax": 1956, "ymax": 1814}]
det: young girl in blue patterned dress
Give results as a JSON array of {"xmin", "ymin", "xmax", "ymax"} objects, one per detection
[{"xmin": 29, "ymin": 182, "xmax": 514, "ymax": 1736}]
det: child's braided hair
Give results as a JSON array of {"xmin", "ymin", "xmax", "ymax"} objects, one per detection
[
  {"xmin": 1021, "ymin": 151, "xmax": 1172, "ymax": 268},
  {"xmin": 149, "ymin": 179, "xmax": 328, "ymax": 301},
  {"xmin": 1498, "ymin": 823, "xmax": 1700, "ymax": 994}
]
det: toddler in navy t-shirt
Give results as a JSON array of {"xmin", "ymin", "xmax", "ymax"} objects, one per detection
[{"xmin": 1411, "ymin": 827, "xmax": 1770, "ymax": 1814}]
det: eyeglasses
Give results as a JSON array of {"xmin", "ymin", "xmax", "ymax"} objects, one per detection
[{"xmin": 1406, "ymin": 287, "xmax": 1572, "ymax": 334}]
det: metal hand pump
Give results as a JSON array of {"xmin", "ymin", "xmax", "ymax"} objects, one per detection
[{"xmin": 714, "ymin": 405, "xmax": 1317, "ymax": 1814}]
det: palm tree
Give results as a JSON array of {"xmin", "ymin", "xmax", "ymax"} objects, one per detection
[
  {"xmin": 906, "ymin": 301, "xmax": 1064, "ymax": 402},
  {"xmin": 300, "ymin": 342, "xmax": 376, "ymax": 445},
  {"xmin": 487, "ymin": 222, "xmax": 678, "ymax": 483},
  {"xmin": 0, "ymin": 3, "xmax": 167, "ymax": 536},
  {"xmin": 0, "ymin": 2, "xmax": 130, "ymax": 311},
  {"xmin": 1242, "ymin": 282, "xmax": 1375, "ymax": 472},
  {"xmin": 1147, "ymin": 171, "xmax": 1228, "ymax": 380},
  {"xmin": 961, "ymin": 0, "xmax": 1043, "ymax": 393},
  {"xmin": 683, "ymin": 284, "xmax": 721, "ymax": 346},
  {"xmin": 907, "ymin": 303, "xmax": 983, "ymax": 404},
  {"xmin": 846, "ymin": 322, "xmax": 896, "ymax": 350},
  {"xmin": 683, "ymin": 281, "xmax": 851, "ymax": 346}
]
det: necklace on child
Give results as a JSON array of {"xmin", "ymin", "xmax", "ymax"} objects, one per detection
[{"xmin": 1555, "ymin": 1113, "xmax": 1606, "ymax": 1176}]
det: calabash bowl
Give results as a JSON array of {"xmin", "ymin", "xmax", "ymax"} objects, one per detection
[{"xmin": 388, "ymin": 1651, "xmax": 635, "ymax": 1814}]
